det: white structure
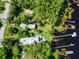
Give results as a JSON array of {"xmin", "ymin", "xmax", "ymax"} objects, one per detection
[
  {"xmin": 71, "ymin": 25, "xmax": 75, "ymax": 29},
  {"xmin": 19, "ymin": 35, "xmax": 45, "ymax": 45},
  {"xmin": 19, "ymin": 38, "xmax": 35, "ymax": 45},
  {"xmin": 26, "ymin": 24, "xmax": 36, "ymax": 29},
  {"xmin": 53, "ymin": 43, "xmax": 75, "ymax": 49},
  {"xmin": 66, "ymin": 50, "xmax": 74, "ymax": 55},
  {"xmin": 20, "ymin": 23, "xmax": 36, "ymax": 29},
  {"xmin": 63, "ymin": 20, "xmax": 75, "ymax": 23},
  {"xmin": 24, "ymin": 9, "xmax": 33, "ymax": 16},
  {"xmin": 72, "ymin": 32, "xmax": 77, "ymax": 37},
  {"xmin": 53, "ymin": 32, "xmax": 77, "ymax": 39}
]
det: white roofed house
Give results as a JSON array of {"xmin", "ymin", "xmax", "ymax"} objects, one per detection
[
  {"xmin": 20, "ymin": 23, "xmax": 36, "ymax": 30},
  {"xmin": 19, "ymin": 35, "xmax": 45, "ymax": 45}
]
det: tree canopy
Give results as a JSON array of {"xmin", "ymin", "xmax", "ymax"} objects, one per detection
[{"xmin": 3, "ymin": 0, "xmax": 74, "ymax": 59}]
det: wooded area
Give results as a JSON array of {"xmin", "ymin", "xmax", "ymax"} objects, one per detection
[{"xmin": 0, "ymin": 0, "xmax": 74, "ymax": 59}]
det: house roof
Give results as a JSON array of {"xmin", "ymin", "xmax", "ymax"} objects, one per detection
[
  {"xmin": 19, "ymin": 35, "xmax": 45, "ymax": 45},
  {"xmin": 20, "ymin": 23, "xmax": 36, "ymax": 29}
]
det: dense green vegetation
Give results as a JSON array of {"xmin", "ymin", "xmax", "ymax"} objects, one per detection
[
  {"xmin": 23, "ymin": 41, "xmax": 53, "ymax": 59},
  {"xmin": 7, "ymin": 0, "xmax": 70, "ymax": 41},
  {"xmin": 1, "ymin": 0, "xmax": 74, "ymax": 59},
  {"xmin": 0, "ymin": 1, "xmax": 6, "ymax": 13},
  {"xmin": 22, "ymin": 41, "xmax": 53, "ymax": 59}
]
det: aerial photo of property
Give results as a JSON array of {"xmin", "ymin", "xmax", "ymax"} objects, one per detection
[{"xmin": 0, "ymin": 0, "xmax": 79, "ymax": 59}]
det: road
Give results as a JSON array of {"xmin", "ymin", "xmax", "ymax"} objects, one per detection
[{"xmin": 0, "ymin": 0, "xmax": 10, "ymax": 43}]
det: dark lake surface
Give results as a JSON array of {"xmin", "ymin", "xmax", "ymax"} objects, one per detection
[{"xmin": 62, "ymin": 0, "xmax": 79, "ymax": 59}]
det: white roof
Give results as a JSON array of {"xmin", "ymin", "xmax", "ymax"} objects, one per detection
[
  {"xmin": 72, "ymin": 32, "xmax": 77, "ymax": 37},
  {"xmin": 66, "ymin": 50, "xmax": 74, "ymax": 55},
  {"xmin": 19, "ymin": 38, "xmax": 35, "ymax": 45},
  {"xmin": 26, "ymin": 24, "xmax": 36, "ymax": 29},
  {"xmin": 20, "ymin": 23, "xmax": 36, "ymax": 29},
  {"xmin": 19, "ymin": 35, "xmax": 45, "ymax": 45}
]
